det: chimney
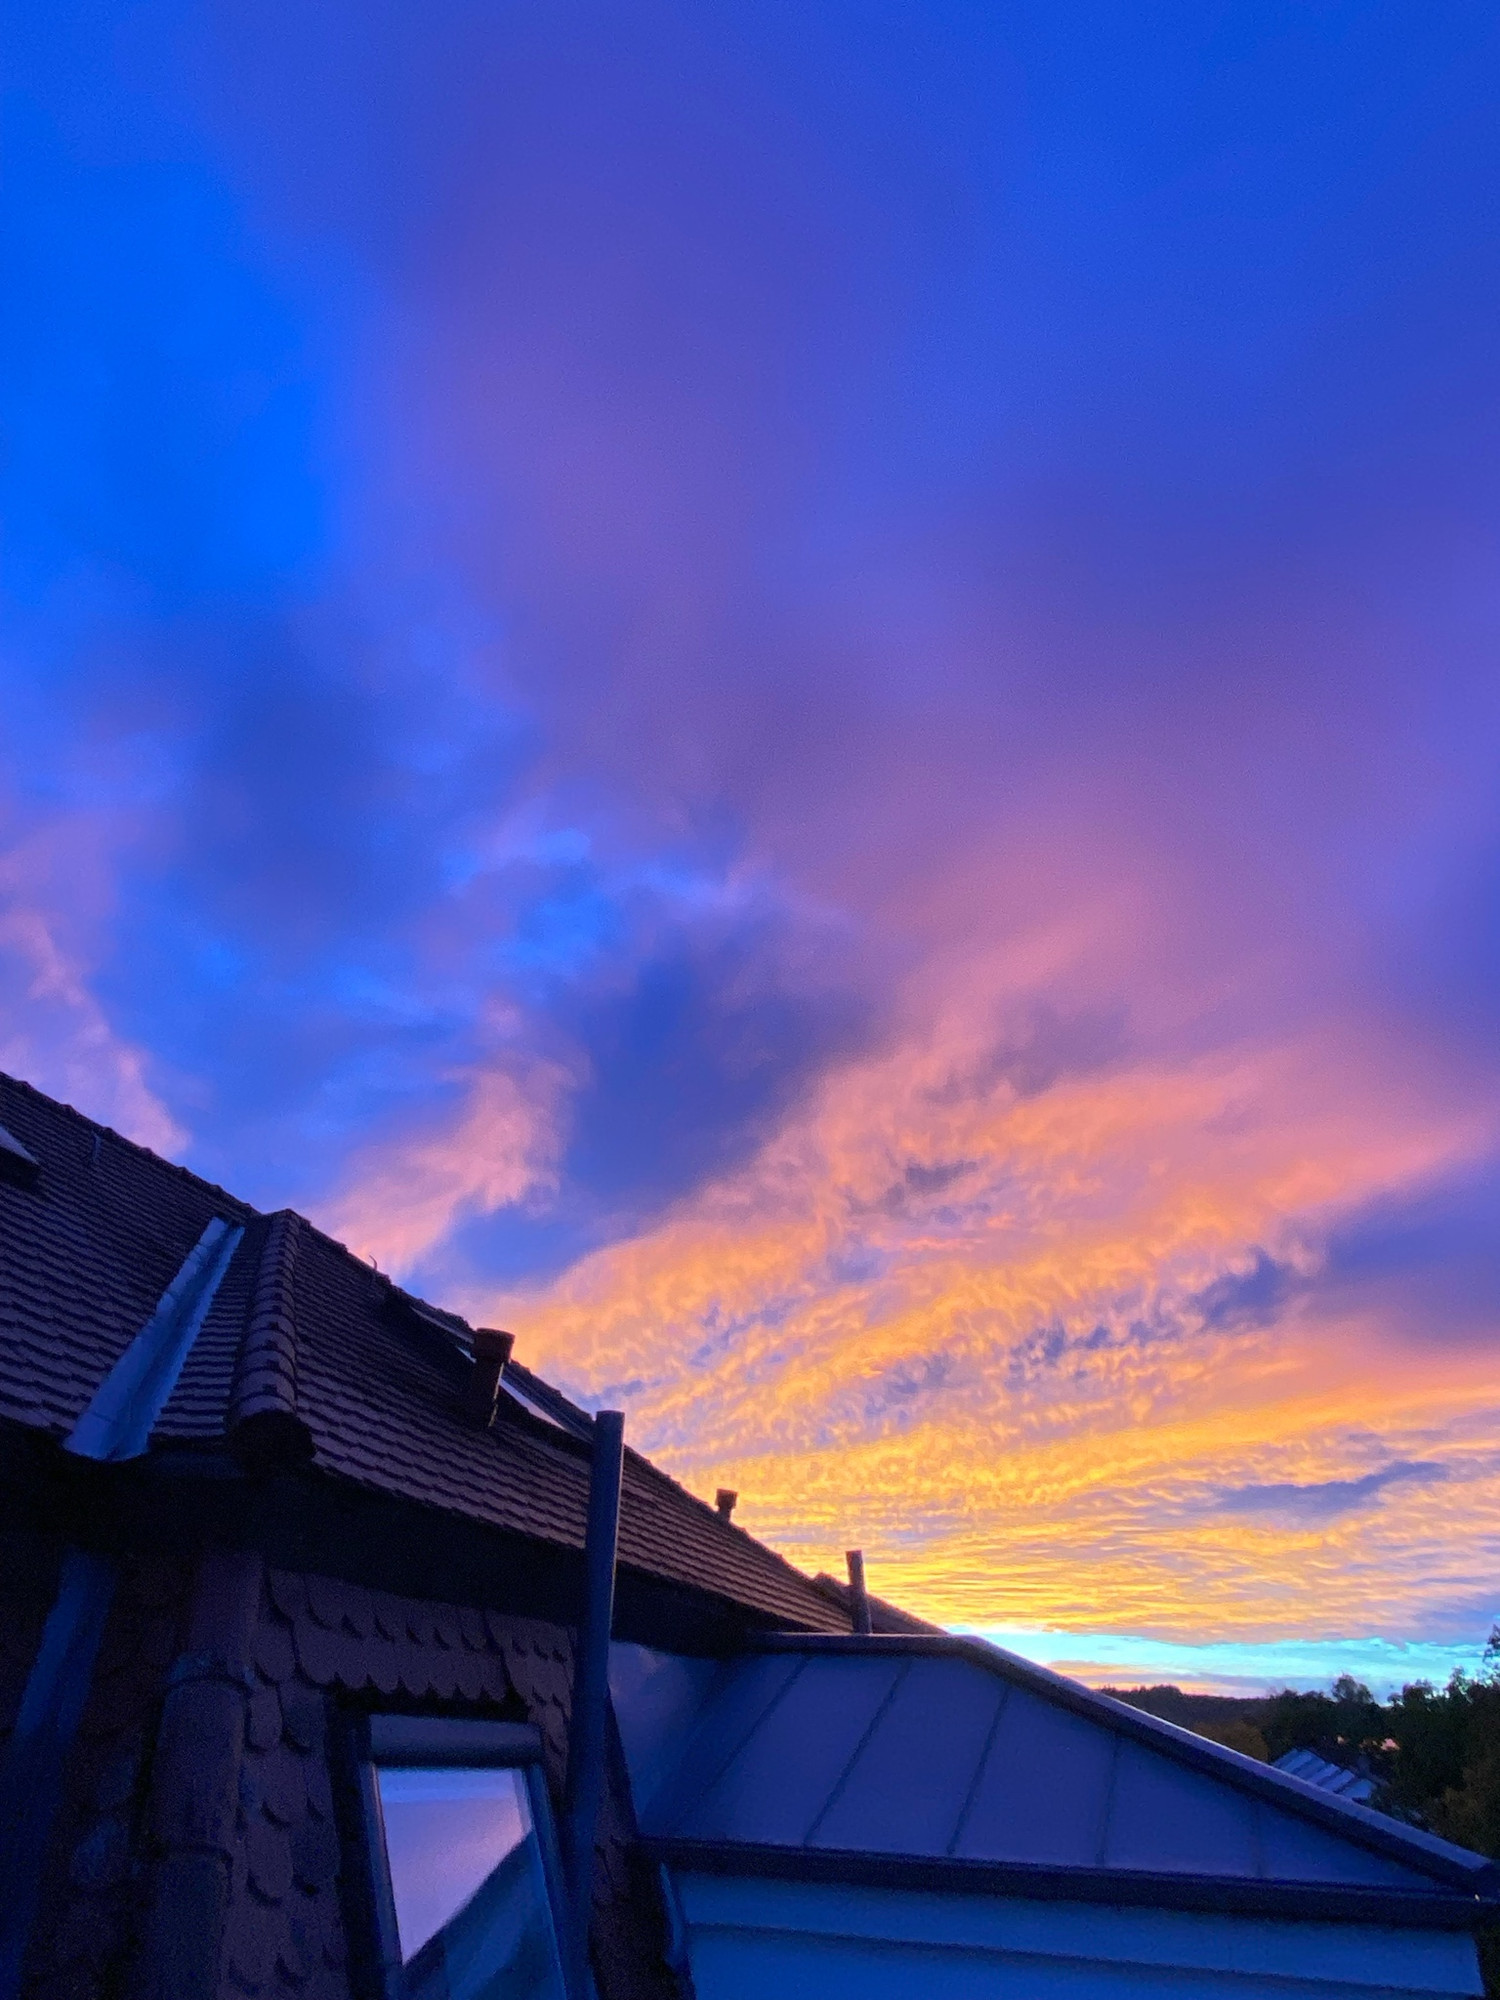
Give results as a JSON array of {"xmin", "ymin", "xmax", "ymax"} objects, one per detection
[
  {"xmin": 846, "ymin": 1548, "xmax": 873, "ymax": 1635},
  {"xmin": 466, "ymin": 1328, "xmax": 514, "ymax": 1426},
  {"xmin": 715, "ymin": 1488, "xmax": 738, "ymax": 1522}
]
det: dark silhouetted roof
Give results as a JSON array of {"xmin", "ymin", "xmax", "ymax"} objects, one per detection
[
  {"xmin": 0, "ymin": 1071, "xmax": 848, "ymax": 1634},
  {"xmin": 610, "ymin": 1634, "xmax": 1500, "ymax": 1928}
]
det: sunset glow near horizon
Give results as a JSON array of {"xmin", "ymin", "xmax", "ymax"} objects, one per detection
[{"xmin": 5, "ymin": 2, "xmax": 1500, "ymax": 1694}]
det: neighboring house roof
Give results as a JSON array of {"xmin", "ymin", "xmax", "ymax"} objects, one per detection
[
  {"xmin": 0, "ymin": 1070, "xmax": 848, "ymax": 1635},
  {"xmin": 1274, "ymin": 1748, "xmax": 1378, "ymax": 1805},
  {"xmin": 610, "ymin": 1634, "xmax": 1500, "ymax": 1929}
]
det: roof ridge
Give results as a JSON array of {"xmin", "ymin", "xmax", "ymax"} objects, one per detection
[{"xmin": 226, "ymin": 1209, "xmax": 314, "ymax": 1471}]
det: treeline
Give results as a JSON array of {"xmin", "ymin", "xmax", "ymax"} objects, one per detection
[{"xmin": 1258, "ymin": 1664, "xmax": 1500, "ymax": 1855}]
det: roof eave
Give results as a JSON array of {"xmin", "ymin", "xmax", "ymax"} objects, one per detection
[{"xmin": 648, "ymin": 1837, "xmax": 1500, "ymax": 1931}]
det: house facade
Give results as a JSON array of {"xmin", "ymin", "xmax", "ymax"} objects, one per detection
[{"xmin": 0, "ymin": 1069, "xmax": 1495, "ymax": 2000}]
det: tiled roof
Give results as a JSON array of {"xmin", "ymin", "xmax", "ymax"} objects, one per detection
[
  {"xmin": 810, "ymin": 1571, "xmax": 943, "ymax": 1634},
  {"xmin": 0, "ymin": 1072, "xmax": 848, "ymax": 1635}
]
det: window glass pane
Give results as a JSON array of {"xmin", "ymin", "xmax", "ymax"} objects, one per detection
[{"xmin": 374, "ymin": 1765, "xmax": 567, "ymax": 2000}]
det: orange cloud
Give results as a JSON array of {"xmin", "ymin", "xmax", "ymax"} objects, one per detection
[{"xmin": 453, "ymin": 931, "xmax": 1500, "ymax": 1643}]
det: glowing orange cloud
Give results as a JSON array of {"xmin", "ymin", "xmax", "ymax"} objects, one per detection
[
  {"xmin": 323, "ymin": 882, "xmax": 1500, "ymax": 1650},
  {"xmin": 452, "ymin": 939, "xmax": 1498, "ymax": 1642}
]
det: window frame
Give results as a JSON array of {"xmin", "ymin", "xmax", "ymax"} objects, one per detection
[{"xmin": 339, "ymin": 1711, "xmax": 572, "ymax": 2000}]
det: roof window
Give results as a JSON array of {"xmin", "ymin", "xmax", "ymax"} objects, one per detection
[{"xmin": 351, "ymin": 1715, "xmax": 569, "ymax": 2000}]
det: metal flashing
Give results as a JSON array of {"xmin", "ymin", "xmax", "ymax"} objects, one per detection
[
  {"xmin": 0, "ymin": 1550, "xmax": 119, "ymax": 2000},
  {"xmin": 66, "ymin": 1216, "xmax": 244, "ymax": 1462}
]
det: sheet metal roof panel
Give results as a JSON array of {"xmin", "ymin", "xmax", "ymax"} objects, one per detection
[
  {"xmin": 1102, "ymin": 1739, "xmax": 1258, "ymax": 1877},
  {"xmin": 613, "ymin": 1636, "xmax": 1498, "ymax": 1909},
  {"xmin": 1258, "ymin": 1807, "xmax": 1433, "ymax": 1888},
  {"xmin": 952, "ymin": 1682, "xmax": 1116, "ymax": 1868},
  {"xmin": 673, "ymin": 1655, "xmax": 908, "ymax": 1848},
  {"xmin": 651, "ymin": 1654, "xmax": 809, "ymax": 1835},
  {"xmin": 749, "ymin": 1634, "xmax": 1500, "ymax": 1893},
  {"xmin": 608, "ymin": 1644, "xmax": 727, "ymax": 1823},
  {"xmin": 807, "ymin": 1656, "xmax": 1007, "ymax": 1857}
]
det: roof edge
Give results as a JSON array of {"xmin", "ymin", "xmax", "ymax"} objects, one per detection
[
  {"xmin": 0, "ymin": 1069, "xmax": 253, "ymax": 1220},
  {"xmin": 649, "ymin": 1837, "xmax": 1500, "ymax": 1931}
]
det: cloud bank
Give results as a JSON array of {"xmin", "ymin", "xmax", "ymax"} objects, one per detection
[{"xmin": 5, "ymin": 0, "xmax": 1500, "ymax": 1658}]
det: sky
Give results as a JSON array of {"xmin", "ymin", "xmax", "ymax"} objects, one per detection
[{"xmin": 4, "ymin": 0, "xmax": 1500, "ymax": 1696}]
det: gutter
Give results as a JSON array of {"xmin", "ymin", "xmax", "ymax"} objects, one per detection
[{"xmin": 649, "ymin": 1836, "xmax": 1500, "ymax": 1932}]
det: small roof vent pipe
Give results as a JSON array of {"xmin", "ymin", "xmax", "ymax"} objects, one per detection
[
  {"xmin": 467, "ymin": 1328, "xmax": 514, "ymax": 1426},
  {"xmin": 715, "ymin": 1488, "xmax": 737, "ymax": 1521},
  {"xmin": 846, "ymin": 1548, "xmax": 873, "ymax": 1635}
]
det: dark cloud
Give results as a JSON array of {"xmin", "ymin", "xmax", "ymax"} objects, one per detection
[
  {"xmin": 559, "ymin": 931, "xmax": 868, "ymax": 1219},
  {"xmin": 1192, "ymin": 1252, "xmax": 1298, "ymax": 1333},
  {"xmin": 1214, "ymin": 1461, "xmax": 1449, "ymax": 1522},
  {"xmin": 858, "ymin": 1157, "xmax": 977, "ymax": 1219},
  {"xmin": 933, "ymin": 1006, "xmax": 1129, "ymax": 1107},
  {"xmin": 1319, "ymin": 1161, "xmax": 1500, "ymax": 1343},
  {"xmin": 861, "ymin": 1349, "xmax": 959, "ymax": 1427}
]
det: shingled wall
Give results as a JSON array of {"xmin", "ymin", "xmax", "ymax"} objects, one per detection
[
  {"xmin": 12, "ymin": 1540, "xmax": 683, "ymax": 2000},
  {"xmin": 3, "ymin": 1527, "xmax": 197, "ymax": 2000}
]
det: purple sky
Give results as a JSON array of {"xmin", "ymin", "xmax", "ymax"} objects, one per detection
[{"xmin": 5, "ymin": 0, "xmax": 1500, "ymax": 1687}]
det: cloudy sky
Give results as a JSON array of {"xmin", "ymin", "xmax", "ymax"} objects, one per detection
[{"xmin": 5, "ymin": 0, "xmax": 1500, "ymax": 1691}]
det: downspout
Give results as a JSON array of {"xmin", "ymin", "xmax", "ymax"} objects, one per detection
[
  {"xmin": 0, "ymin": 1216, "xmax": 243, "ymax": 2000},
  {"xmin": 134, "ymin": 1546, "xmax": 264, "ymax": 2000},
  {"xmin": 561, "ymin": 1408, "xmax": 625, "ymax": 2000}
]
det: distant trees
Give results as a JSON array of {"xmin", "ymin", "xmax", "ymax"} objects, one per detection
[
  {"xmin": 1261, "ymin": 1644, "xmax": 1500, "ymax": 1845},
  {"xmin": 1260, "ymin": 1643, "xmax": 1500, "ymax": 1994}
]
